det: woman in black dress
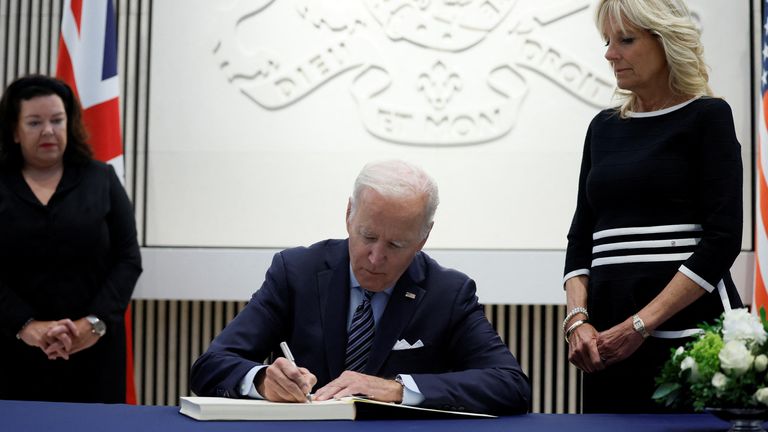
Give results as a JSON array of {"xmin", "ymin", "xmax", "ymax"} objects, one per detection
[
  {"xmin": 562, "ymin": 0, "xmax": 743, "ymax": 413},
  {"xmin": 0, "ymin": 75, "xmax": 142, "ymax": 402}
]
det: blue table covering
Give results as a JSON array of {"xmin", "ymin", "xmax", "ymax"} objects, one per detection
[{"xmin": 0, "ymin": 399, "xmax": 737, "ymax": 432}]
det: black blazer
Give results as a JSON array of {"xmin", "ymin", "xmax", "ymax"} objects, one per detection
[{"xmin": 0, "ymin": 160, "xmax": 142, "ymax": 402}]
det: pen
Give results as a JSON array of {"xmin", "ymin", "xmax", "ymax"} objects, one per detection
[{"xmin": 279, "ymin": 341, "xmax": 312, "ymax": 403}]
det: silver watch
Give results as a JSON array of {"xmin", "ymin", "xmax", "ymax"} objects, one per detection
[
  {"xmin": 86, "ymin": 315, "xmax": 107, "ymax": 337},
  {"xmin": 632, "ymin": 314, "xmax": 649, "ymax": 338}
]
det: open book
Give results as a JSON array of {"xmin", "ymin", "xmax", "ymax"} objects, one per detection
[{"xmin": 179, "ymin": 396, "xmax": 496, "ymax": 421}]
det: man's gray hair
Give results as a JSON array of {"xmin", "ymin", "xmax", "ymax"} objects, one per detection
[{"xmin": 349, "ymin": 160, "xmax": 439, "ymax": 239}]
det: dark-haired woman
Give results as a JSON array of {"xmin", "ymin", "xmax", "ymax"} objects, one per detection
[{"xmin": 0, "ymin": 75, "xmax": 142, "ymax": 402}]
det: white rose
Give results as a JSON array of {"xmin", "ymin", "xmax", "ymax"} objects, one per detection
[
  {"xmin": 711, "ymin": 372, "xmax": 728, "ymax": 389},
  {"xmin": 756, "ymin": 388, "xmax": 768, "ymax": 406},
  {"xmin": 680, "ymin": 356, "xmax": 700, "ymax": 382},
  {"xmin": 719, "ymin": 340, "xmax": 755, "ymax": 376},
  {"xmin": 723, "ymin": 308, "xmax": 768, "ymax": 345},
  {"xmin": 756, "ymin": 355, "xmax": 768, "ymax": 372},
  {"xmin": 673, "ymin": 346, "xmax": 685, "ymax": 359}
]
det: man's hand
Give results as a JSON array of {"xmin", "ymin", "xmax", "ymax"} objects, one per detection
[
  {"xmin": 313, "ymin": 371, "xmax": 403, "ymax": 403},
  {"xmin": 256, "ymin": 357, "xmax": 317, "ymax": 402}
]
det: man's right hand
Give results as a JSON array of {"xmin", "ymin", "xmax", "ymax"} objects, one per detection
[{"xmin": 255, "ymin": 357, "xmax": 317, "ymax": 402}]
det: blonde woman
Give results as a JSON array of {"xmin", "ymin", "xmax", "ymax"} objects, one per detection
[{"xmin": 562, "ymin": 0, "xmax": 742, "ymax": 413}]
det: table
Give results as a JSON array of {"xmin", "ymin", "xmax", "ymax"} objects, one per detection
[{"xmin": 0, "ymin": 399, "xmax": 738, "ymax": 432}]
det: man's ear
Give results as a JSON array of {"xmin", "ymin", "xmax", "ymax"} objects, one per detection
[{"xmin": 417, "ymin": 222, "xmax": 433, "ymax": 251}]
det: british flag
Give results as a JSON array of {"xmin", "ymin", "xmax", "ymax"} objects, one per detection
[
  {"xmin": 56, "ymin": 0, "xmax": 124, "ymax": 181},
  {"xmin": 55, "ymin": 0, "xmax": 135, "ymax": 404},
  {"xmin": 755, "ymin": 0, "xmax": 768, "ymax": 314}
]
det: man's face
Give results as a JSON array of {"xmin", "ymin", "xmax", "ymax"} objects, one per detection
[{"xmin": 347, "ymin": 188, "xmax": 430, "ymax": 293}]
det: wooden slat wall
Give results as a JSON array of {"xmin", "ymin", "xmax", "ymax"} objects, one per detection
[
  {"xmin": 1, "ymin": 1, "xmax": 582, "ymax": 413},
  {"xmin": 132, "ymin": 300, "xmax": 243, "ymax": 406},
  {"xmin": 0, "ymin": 0, "xmax": 61, "ymax": 86},
  {"xmin": 132, "ymin": 301, "xmax": 581, "ymax": 413}
]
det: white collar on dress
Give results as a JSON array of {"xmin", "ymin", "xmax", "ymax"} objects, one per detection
[{"xmin": 627, "ymin": 95, "xmax": 702, "ymax": 118}]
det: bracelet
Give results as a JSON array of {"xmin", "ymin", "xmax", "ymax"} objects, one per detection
[
  {"xmin": 15, "ymin": 318, "xmax": 34, "ymax": 340},
  {"xmin": 562, "ymin": 307, "xmax": 589, "ymax": 334},
  {"xmin": 565, "ymin": 319, "xmax": 587, "ymax": 344}
]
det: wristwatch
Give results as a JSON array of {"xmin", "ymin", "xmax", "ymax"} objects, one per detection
[
  {"xmin": 632, "ymin": 314, "xmax": 650, "ymax": 338},
  {"xmin": 394, "ymin": 375, "xmax": 405, "ymax": 404},
  {"xmin": 86, "ymin": 315, "xmax": 107, "ymax": 337}
]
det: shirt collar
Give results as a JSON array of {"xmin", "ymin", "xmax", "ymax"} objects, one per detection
[{"xmin": 349, "ymin": 265, "xmax": 395, "ymax": 296}]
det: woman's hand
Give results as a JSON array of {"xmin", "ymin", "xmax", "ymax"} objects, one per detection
[
  {"xmin": 44, "ymin": 318, "xmax": 100, "ymax": 359},
  {"xmin": 18, "ymin": 319, "xmax": 78, "ymax": 359},
  {"xmin": 564, "ymin": 275, "xmax": 606, "ymax": 372},
  {"xmin": 596, "ymin": 317, "xmax": 645, "ymax": 366},
  {"xmin": 567, "ymin": 322, "xmax": 605, "ymax": 373}
]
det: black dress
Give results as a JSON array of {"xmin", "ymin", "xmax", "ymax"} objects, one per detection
[
  {"xmin": 564, "ymin": 97, "xmax": 743, "ymax": 413},
  {"xmin": 0, "ymin": 160, "xmax": 142, "ymax": 403}
]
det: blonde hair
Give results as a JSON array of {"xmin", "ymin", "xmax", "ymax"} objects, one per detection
[{"xmin": 596, "ymin": 0, "xmax": 712, "ymax": 117}]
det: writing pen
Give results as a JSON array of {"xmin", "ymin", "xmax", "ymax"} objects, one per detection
[{"xmin": 279, "ymin": 341, "xmax": 312, "ymax": 403}]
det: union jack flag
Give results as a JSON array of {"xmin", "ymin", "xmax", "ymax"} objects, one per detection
[
  {"xmin": 56, "ymin": 0, "xmax": 124, "ymax": 180},
  {"xmin": 55, "ymin": 0, "xmax": 136, "ymax": 404},
  {"xmin": 755, "ymin": 1, "xmax": 768, "ymax": 313}
]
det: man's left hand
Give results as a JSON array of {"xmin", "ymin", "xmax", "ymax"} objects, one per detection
[{"xmin": 313, "ymin": 371, "xmax": 403, "ymax": 403}]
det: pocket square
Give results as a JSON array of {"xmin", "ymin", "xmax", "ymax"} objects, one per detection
[{"xmin": 392, "ymin": 339, "xmax": 425, "ymax": 351}]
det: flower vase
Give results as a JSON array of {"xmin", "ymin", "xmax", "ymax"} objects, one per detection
[{"xmin": 707, "ymin": 408, "xmax": 768, "ymax": 432}]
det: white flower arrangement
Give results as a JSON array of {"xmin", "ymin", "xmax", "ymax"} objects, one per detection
[{"xmin": 653, "ymin": 308, "xmax": 768, "ymax": 411}]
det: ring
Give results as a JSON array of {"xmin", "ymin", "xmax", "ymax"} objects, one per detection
[{"xmin": 600, "ymin": 356, "xmax": 606, "ymax": 363}]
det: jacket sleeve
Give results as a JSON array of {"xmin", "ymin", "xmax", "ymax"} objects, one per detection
[
  {"xmin": 410, "ymin": 278, "xmax": 531, "ymax": 415},
  {"xmin": 88, "ymin": 165, "xmax": 143, "ymax": 323},
  {"xmin": 190, "ymin": 251, "xmax": 292, "ymax": 398},
  {"xmin": 679, "ymin": 99, "xmax": 743, "ymax": 291},
  {"xmin": 0, "ymin": 281, "xmax": 36, "ymax": 338},
  {"xmin": 564, "ymin": 121, "xmax": 596, "ymax": 282}
]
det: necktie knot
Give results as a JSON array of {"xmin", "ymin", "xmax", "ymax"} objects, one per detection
[{"xmin": 361, "ymin": 289, "xmax": 374, "ymax": 303}]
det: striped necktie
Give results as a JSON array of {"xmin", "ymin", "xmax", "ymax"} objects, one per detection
[{"xmin": 345, "ymin": 289, "xmax": 375, "ymax": 372}]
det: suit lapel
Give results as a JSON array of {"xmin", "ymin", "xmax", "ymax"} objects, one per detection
[
  {"xmin": 317, "ymin": 242, "xmax": 351, "ymax": 382},
  {"xmin": 365, "ymin": 254, "xmax": 426, "ymax": 376}
]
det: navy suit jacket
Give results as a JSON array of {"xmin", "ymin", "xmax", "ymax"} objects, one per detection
[{"xmin": 190, "ymin": 239, "xmax": 531, "ymax": 415}]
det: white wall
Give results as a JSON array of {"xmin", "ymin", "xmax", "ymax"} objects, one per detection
[
  {"xmin": 139, "ymin": 0, "xmax": 754, "ymax": 302},
  {"xmin": 133, "ymin": 248, "xmax": 755, "ymax": 305}
]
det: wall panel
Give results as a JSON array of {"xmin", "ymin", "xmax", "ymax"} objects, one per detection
[{"xmin": 135, "ymin": 300, "xmax": 580, "ymax": 413}]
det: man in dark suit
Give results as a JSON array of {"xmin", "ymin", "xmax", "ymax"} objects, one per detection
[{"xmin": 190, "ymin": 160, "xmax": 531, "ymax": 415}]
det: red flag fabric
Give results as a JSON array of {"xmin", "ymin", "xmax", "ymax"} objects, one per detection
[
  {"xmin": 756, "ymin": 2, "xmax": 768, "ymax": 314},
  {"xmin": 56, "ymin": 0, "xmax": 136, "ymax": 404}
]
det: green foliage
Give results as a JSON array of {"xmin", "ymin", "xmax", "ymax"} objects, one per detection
[{"xmin": 689, "ymin": 333, "xmax": 723, "ymax": 378}]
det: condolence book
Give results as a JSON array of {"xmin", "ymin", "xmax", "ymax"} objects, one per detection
[{"xmin": 179, "ymin": 396, "xmax": 496, "ymax": 421}]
